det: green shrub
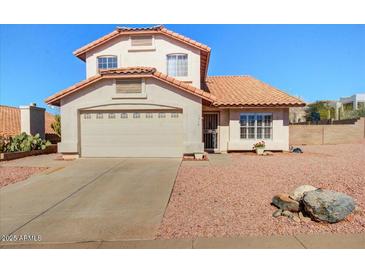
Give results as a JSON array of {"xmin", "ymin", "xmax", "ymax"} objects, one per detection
[
  {"xmin": 51, "ymin": 114, "xmax": 61, "ymax": 137},
  {"xmin": 341, "ymin": 108, "xmax": 365, "ymax": 119},
  {"xmin": 1, "ymin": 132, "xmax": 51, "ymax": 153},
  {"xmin": 0, "ymin": 136, "xmax": 5, "ymax": 153}
]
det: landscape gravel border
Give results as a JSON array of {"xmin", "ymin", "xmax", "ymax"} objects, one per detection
[{"xmin": 158, "ymin": 143, "xmax": 365, "ymax": 239}]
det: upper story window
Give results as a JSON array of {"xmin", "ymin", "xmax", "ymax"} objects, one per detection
[
  {"xmin": 131, "ymin": 36, "xmax": 153, "ymax": 47},
  {"xmin": 97, "ymin": 56, "xmax": 118, "ymax": 70},
  {"xmin": 167, "ymin": 54, "xmax": 188, "ymax": 77}
]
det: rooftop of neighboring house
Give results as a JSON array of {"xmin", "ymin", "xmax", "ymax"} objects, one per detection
[
  {"xmin": 0, "ymin": 105, "xmax": 56, "ymax": 137},
  {"xmin": 340, "ymin": 93, "xmax": 365, "ymax": 102}
]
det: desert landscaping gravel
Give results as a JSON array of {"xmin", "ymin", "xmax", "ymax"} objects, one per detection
[
  {"xmin": 0, "ymin": 166, "xmax": 47, "ymax": 188},
  {"xmin": 157, "ymin": 143, "xmax": 365, "ymax": 239}
]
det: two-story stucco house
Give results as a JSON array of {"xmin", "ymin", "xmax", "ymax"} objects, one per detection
[{"xmin": 45, "ymin": 25, "xmax": 305, "ymax": 158}]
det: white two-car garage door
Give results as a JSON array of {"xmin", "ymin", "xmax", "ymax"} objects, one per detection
[{"xmin": 80, "ymin": 111, "xmax": 183, "ymax": 157}]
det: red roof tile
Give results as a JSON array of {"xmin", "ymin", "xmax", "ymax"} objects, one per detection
[
  {"xmin": 0, "ymin": 105, "xmax": 56, "ymax": 137},
  {"xmin": 45, "ymin": 67, "xmax": 215, "ymax": 106},
  {"xmin": 204, "ymin": 75, "xmax": 305, "ymax": 107}
]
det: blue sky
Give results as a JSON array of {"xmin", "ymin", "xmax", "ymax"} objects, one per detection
[{"xmin": 1, "ymin": 24, "xmax": 364, "ymax": 114}]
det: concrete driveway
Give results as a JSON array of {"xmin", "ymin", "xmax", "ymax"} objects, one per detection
[{"xmin": 0, "ymin": 156, "xmax": 181, "ymax": 243}]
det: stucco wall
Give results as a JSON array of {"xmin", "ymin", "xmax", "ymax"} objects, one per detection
[
  {"xmin": 85, "ymin": 34, "xmax": 201, "ymax": 88},
  {"xmin": 208, "ymin": 108, "xmax": 290, "ymax": 152},
  {"xmin": 289, "ymin": 118, "xmax": 365, "ymax": 145},
  {"xmin": 20, "ymin": 105, "xmax": 45, "ymax": 139},
  {"xmin": 58, "ymin": 77, "xmax": 203, "ymax": 155}
]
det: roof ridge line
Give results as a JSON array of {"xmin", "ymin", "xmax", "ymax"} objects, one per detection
[{"xmin": 116, "ymin": 25, "xmax": 163, "ymax": 31}]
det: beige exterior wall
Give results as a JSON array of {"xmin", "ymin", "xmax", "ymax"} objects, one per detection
[
  {"xmin": 85, "ymin": 34, "xmax": 201, "ymax": 88},
  {"xmin": 289, "ymin": 118, "xmax": 365, "ymax": 145},
  {"xmin": 58, "ymin": 78, "xmax": 204, "ymax": 156},
  {"xmin": 204, "ymin": 107, "xmax": 290, "ymax": 152},
  {"xmin": 20, "ymin": 105, "xmax": 45, "ymax": 139}
]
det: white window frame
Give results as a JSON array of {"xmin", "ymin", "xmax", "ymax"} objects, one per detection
[
  {"xmin": 240, "ymin": 113, "xmax": 273, "ymax": 140},
  {"xmin": 166, "ymin": 53, "xmax": 188, "ymax": 77},
  {"xmin": 97, "ymin": 55, "xmax": 118, "ymax": 71}
]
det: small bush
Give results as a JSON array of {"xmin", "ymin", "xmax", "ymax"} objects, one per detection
[
  {"xmin": 341, "ymin": 108, "xmax": 365, "ymax": 119},
  {"xmin": 51, "ymin": 114, "xmax": 61, "ymax": 137},
  {"xmin": 0, "ymin": 132, "xmax": 51, "ymax": 153}
]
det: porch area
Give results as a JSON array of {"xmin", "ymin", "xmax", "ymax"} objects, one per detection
[{"xmin": 202, "ymin": 107, "xmax": 290, "ymax": 153}]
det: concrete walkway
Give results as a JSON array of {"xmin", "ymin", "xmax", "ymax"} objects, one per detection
[
  {"xmin": 1, "ymin": 233, "xmax": 364, "ymax": 249},
  {"xmin": 1, "ymin": 157, "xmax": 181, "ymax": 242}
]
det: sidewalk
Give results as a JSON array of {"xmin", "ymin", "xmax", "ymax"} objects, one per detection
[{"xmin": 1, "ymin": 233, "xmax": 364, "ymax": 249}]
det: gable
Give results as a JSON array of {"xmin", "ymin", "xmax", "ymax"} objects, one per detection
[
  {"xmin": 74, "ymin": 25, "xmax": 210, "ymax": 82},
  {"xmin": 59, "ymin": 77, "xmax": 204, "ymax": 111},
  {"xmin": 45, "ymin": 68, "xmax": 215, "ymax": 107}
]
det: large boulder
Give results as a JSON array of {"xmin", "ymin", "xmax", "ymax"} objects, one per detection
[
  {"xmin": 272, "ymin": 194, "xmax": 300, "ymax": 212},
  {"xmin": 289, "ymin": 185, "xmax": 318, "ymax": 201},
  {"xmin": 302, "ymin": 189, "xmax": 355, "ymax": 223}
]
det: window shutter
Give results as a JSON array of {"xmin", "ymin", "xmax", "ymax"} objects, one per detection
[
  {"xmin": 131, "ymin": 36, "xmax": 153, "ymax": 47},
  {"xmin": 116, "ymin": 79, "xmax": 142, "ymax": 93}
]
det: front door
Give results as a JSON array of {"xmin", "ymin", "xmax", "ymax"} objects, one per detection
[{"xmin": 203, "ymin": 113, "xmax": 218, "ymax": 150}]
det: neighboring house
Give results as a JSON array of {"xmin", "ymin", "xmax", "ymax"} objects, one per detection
[
  {"xmin": 289, "ymin": 96, "xmax": 307, "ymax": 123},
  {"xmin": 0, "ymin": 105, "xmax": 58, "ymax": 141},
  {"xmin": 45, "ymin": 25, "xmax": 304, "ymax": 158},
  {"xmin": 318, "ymin": 94, "xmax": 365, "ymax": 120},
  {"xmin": 339, "ymin": 93, "xmax": 365, "ymax": 111},
  {"xmin": 289, "ymin": 106, "xmax": 307, "ymax": 123}
]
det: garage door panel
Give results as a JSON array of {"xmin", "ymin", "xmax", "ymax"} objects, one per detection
[{"xmin": 80, "ymin": 111, "xmax": 183, "ymax": 157}]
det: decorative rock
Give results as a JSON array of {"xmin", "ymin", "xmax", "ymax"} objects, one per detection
[
  {"xmin": 272, "ymin": 194, "xmax": 300, "ymax": 212},
  {"xmin": 298, "ymin": 211, "xmax": 311, "ymax": 223},
  {"xmin": 272, "ymin": 209, "xmax": 283, "ymax": 218},
  {"xmin": 290, "ymin": 214, "xmax": 301, "ymax": 223},
  {"xmin": 289, "ymin": 185, "xmax": 318, "ymax": 201},
  {"xmin": 302, "ymin": 189, "xmax": 356, "ymax": 223},
  {"xmin": 281, "ymin": 210, "xmax": 294, "ymax": 218}
]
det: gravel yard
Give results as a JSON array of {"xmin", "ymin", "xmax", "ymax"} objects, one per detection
[
  {"xmin": 157, "ymin": 143, "xmax": 365, "ymax": 239},
  {"xmin": 0, "ymin": 166, "xmax": 47, "ymax": 188}
]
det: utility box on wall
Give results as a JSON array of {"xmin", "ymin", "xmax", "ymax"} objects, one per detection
[{"xmin": 20, "ymin": 104, "xmax": 45, "ymax": 139}]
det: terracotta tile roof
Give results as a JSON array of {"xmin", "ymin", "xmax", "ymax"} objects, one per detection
[
  {"xmin": 73, "ymin": 25, "xmax": 210, "ymax": 82},
  {"xmin": 0, "ymin": 105, "xmax": 56, "ymax": 137},
  {"xmin": 45, "ymin": 67, "xmax": 216, "ymax": 106},
  {"xmin": 204, "ymin": 75, "xmax": 305, "ymax": 107}
]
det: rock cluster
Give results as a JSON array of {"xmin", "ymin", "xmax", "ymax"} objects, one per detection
[{"xmin": 272, "ymin": 185, "xmax": 356, "ymax": 224}]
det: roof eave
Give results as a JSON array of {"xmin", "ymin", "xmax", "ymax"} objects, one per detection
[{"xmin": 213, "ymin": 103, "xmax": 306, "ymax": 108}]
